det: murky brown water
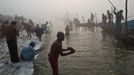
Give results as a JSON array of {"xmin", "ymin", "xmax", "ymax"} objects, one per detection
[{"xmin": 33, "ymin": 27, "xmax": 134, "ymax": 75}]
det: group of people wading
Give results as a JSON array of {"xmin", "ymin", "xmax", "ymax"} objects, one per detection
[
  {"xmin": 102, "ymin": 7, "xmax": 124, "ymax": 33},
  {"xmin": 0, "ymin": 4, "xmax": 125, "ymax": 75},
  {"xmin": 0, "ymin": 14, "xmax": 52, "ymax": 63}
]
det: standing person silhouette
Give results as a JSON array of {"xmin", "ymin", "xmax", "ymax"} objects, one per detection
[
  {"xmin": 102, "ymin": 13, "xmax": 107, "ymax": 28},
  {"xmin": 65, "ymin": 25, "xmax": 70, "ymax": 36},
  {"xmin": 35, "ymin": 24, "xmax": 43, "ymax": 41},
  {"xmin": 4, "ymin": 21, "xmax": 20, "ymax": 63},
  {"xmin": 48, "ymin": 32, "xmax": 75, "ymax": 75},
  {"xmin": 114, "ymin": 8, "xmax": 124, "ymax": 33}
]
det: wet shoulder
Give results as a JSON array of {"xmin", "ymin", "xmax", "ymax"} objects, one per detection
[{"xmin": 51, "ymin": 40, "xmax": 62, "ymax": 48}]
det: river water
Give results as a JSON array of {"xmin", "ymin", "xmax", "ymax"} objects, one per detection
[{"xmin": 33, "ymin": 26, "xmax": 134, "ymax": 75}]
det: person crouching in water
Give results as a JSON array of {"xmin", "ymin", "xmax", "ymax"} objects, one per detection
[
  {"xmin": 48, "ymin": 32, "xmax": 75, "ymax": 75},
  {"xmin": 20, "ymin": 41, "xmax": 38, "ymax": 61}
]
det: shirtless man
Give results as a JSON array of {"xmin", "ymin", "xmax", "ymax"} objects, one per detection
[{"xmin": 48, "ymin": 32, "xmax": 75, "ymax": 75}]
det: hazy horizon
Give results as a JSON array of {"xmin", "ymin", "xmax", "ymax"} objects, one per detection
[{"xmin": 0, "ymin": 0, "xmax": 134, "ymax": 24}]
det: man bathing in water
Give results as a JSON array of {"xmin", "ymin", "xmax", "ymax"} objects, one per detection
[{"xmin": 48, "ymin": 32, "xmax": 75, "ymax": 75}]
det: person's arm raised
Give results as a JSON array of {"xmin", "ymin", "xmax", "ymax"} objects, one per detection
[{"xmin": 114, "ymin": 7, "xmax": 117, "ymax": 15}]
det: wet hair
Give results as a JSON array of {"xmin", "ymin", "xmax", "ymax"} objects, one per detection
[
  {"xmin": 37, "ymin": 24, "xmax": 39, "ymax": 26},
  {"xmin": 57, "ymin": 32, "xmax": 64, "ymax": 38},
  {"xmin": 107, "ymin": 10, "xmax": 110, "ymax": 13},
  {"xmin": 120, "ymin": 10, "xmax": 123, "ymax": 13},
  {"xmin": 11, "ymin": 21, "xmax": 17, "ymax": 25},
  {"xmin": 4, "ymin": 20, "xmax": 9, "ymax": 24},
  {"xmin": 46, "ymin": 21, "xmax": 48, "ymax": 24},
  {"xmin": 29, "ymin": 41, "xmax": 36, "ymax": 47}
]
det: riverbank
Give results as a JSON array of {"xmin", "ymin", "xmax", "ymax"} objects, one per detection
[{"xmin": 0, "ymin": 31, "xmax": 43, "ymax": 75}]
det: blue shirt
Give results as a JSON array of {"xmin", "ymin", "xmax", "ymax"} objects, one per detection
[{"xmin": 20, "ymin": 46, "xmax": 36, "ymax": 61}]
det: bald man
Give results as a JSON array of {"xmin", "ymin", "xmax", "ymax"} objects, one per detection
[{"xmin": 48, "ymin": 32, "xmax": 75, "ymax": 75}]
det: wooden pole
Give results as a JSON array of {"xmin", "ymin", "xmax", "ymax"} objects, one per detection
[
  {"xmin": 108, "ymin": 0, "xmax": 118, "ymax": 11},
  {"xmin": 125, "ymin": 0, "xmax": 128, "ymax": 36}
]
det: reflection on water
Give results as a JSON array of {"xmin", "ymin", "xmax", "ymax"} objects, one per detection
[
  {"xmin": 65, "ymin": 35, "xmax": 70, "ymax": 47},
  {"xmin": 34, "ymin": 27, "xmax": 134, "ymax": 75}
]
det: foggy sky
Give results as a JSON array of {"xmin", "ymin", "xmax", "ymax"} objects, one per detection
[{"xmin": 0, "ymin": 0, "xmax": 134, "ymax": 23}]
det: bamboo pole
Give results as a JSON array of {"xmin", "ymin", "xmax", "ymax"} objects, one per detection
[{"xmin": 125, "ymin": 0, "xmax": 128, "ymax": 36}]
